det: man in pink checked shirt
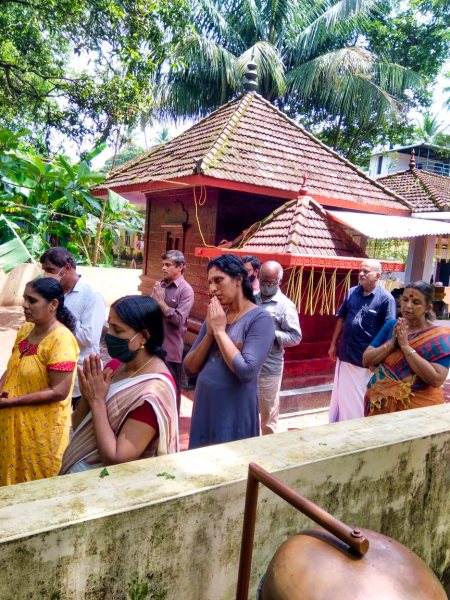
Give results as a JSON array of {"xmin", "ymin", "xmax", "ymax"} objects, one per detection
[{"xmin": 152, "ymin": 250, "xmax": 194, "ymax": 415}]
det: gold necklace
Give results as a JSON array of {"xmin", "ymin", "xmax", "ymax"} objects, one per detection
[
  {"xmin": 227, "ymin": 305, "xmax": 247, "ymax": 326},
  {"xmin": 114, "ymin": 356, "xmax": 155, "ymax": 381}
]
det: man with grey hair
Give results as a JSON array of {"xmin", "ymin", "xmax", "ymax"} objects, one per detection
[
  {"xmin": 152, "ymin": 250, "xmax": 194, "ymax": 414},
  {"xmin": 257, "ymin": 261, "xmax": 302, "ymax": 434},
  {"xmin": 328, "ymin": 259, "xmax": 396, "ymax": 422}
]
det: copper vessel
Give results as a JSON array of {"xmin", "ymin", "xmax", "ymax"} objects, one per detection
[{"xmin": 236, "ymin": 463, "xmax": 446, "ymax": 600}]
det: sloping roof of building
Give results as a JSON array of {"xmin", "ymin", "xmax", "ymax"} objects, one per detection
[
  {"xmin": 227, "ymin": 195, "xmax": 365, "ymax": 257},
  {"xmin": 97, "ymin": 92, "xmax": 410, "ymax": 214},
  {"xmin": 195, "ymin": 194, "xmax": 404, "ymax": 269},
  {"xmin": 378, "ymin": 168, "xmax": 450, "ymax": 212}
]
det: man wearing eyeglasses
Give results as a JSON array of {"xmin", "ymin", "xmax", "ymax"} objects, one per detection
[{"xmin": 256, "ymin": 261, "xmax": 302, "ymax": 434}]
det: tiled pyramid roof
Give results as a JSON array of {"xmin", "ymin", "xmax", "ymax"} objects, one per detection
[
  {"xmin": 378, "ymin": 168, "xmax": 450, "ymax": 212},
  {"xmin": 97, "ymin": 92, "xmax": 410, "ymax": 214},
  {"xmin": 228, "ymin": 194, "xmax": 366, "ymax": 257}
]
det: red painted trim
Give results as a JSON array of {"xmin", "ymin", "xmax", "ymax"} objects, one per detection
[
  {"xmin": 194, "ymin": 247, "xmax": 405, "ymax": 272},
  {"xmin": 94, "ymin": 175, "xmax": 298, "ymax": 199},
  {"xmin": 94, "ymin": 175, "xmax": 409, "ymax": 215},
  {"xmin": 315, "ymin": 195, "xmax": 410, "ymax": 216}
]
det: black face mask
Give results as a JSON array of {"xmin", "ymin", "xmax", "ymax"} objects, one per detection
[
  {"xmin": 104, "ymin": 332, "xmax": 139, "ymax": 363},
  {"xmin": 248, "ymin": 274, "xmax": 256, "ymax": 283}
]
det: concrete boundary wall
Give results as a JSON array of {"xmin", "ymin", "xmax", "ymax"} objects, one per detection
[
  {"xmin": 0, "ymin": 263, "xmax": 141, "ymax": 306},
  {"xmin": 0, "ymin": 405, "xmax": 449, "ymax": 599}
]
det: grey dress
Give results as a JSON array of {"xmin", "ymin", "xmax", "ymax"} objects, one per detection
[{"xmin": 187, "ymin": 307, "xmax": 275, "ymax": 449}]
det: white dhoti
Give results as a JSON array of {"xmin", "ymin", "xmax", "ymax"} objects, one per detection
[
  {"xmin": 329, "ymin": 359, "xmax": 372, "ymax": 422},
  {"xmin": 258, "ymin": 372, "xmax": 283, "ymax": 434}
]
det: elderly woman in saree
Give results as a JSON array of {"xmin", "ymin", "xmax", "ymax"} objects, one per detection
[
  {"xmin": 60, "ymin": 296, "xmax": 178, "ymax": 474},
  {"xmin": 362, "ymin": 281, "xmax": 450, "ymax": 416}
]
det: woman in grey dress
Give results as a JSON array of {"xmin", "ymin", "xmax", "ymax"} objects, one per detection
[{"xmin": 185, "ymin": 254, "xmax": 275, "ymax": 449}]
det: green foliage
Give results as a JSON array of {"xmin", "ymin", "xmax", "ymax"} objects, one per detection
[
  {"xmin": 100, "ymin": 143, "xmax": 147, "ymax": 175},
  {"xmin": 0, "ymin": 128, "xmax": 143, "ymax": 264},
  {"xmin": 158, "ymin": 0, "xmax": 449, "ymax": 165},
  {"xmin": 0, "ymin": 0, "xmax": 189, "ymax": 153},
  {"xmin": 366, "ymin": 238, "xmax": 409, "ymax": 263},
  {"xmin": 127, "ymin": 576, "xmax": 166, "ymax": 600},
  {"xmin": 413, "ymin": 113, "xmax": 449, "ymax": 145},
  {"xmin": 156, "ymin": 472, "xmax": 176, "ymax": 480}
]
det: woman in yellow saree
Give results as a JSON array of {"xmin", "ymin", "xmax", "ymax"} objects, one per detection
[
  {"xmin": 0, "ymin": 278, "xmax": 79, "ymax": 485},
  {"xmin": 363, "ymin": 281, "xmax": 450, "ymax": 416}
]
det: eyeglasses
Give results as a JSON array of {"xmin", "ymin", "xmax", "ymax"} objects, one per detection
[{"xmin": 260, "ymin": 280, "xmax": 279, "ymax": 286}]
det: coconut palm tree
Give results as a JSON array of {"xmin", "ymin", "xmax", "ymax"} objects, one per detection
[
  {"xmin": 158, "ymin": 0, "xmax": 419, "ymax": 136},
  {"xmin": 414, "ymin": 113, "xmax": 449, "ymax": 145}
]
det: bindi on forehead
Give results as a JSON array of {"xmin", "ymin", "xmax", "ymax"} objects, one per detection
[{"xmin": 402, "ymin": 289, "xmax": 425, "ymax": 302}]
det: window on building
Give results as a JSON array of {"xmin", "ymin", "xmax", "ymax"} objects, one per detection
[
  {"xmin": 376, "ymin": 155, "xmax": 383, "ymax": 175},
  {"xmin": 166, "ymin": 231, "xmax": 180, "ymax": 251}
]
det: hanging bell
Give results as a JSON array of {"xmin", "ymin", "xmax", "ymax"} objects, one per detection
[
  {"xmin": 260, "ymin": 526, "xmax": 446, "ymax": 599},
  {"xmin": 236, "ymin": 463, "xmax": 446, "ymax": 600}
]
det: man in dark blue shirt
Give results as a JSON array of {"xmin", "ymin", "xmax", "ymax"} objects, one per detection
[{"xmin": 328, "ymin": 259, "xmax": 396, "ymax": 421}]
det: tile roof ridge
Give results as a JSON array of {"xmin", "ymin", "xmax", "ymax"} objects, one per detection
[
  {"xmin": 99, "ymin": 95, "xmax": 246, "ymax": 184},
  {"xmin": 229, "ymin": 196, "xmax": 297, "ymax": 248},
  {"xmin": 415, "ymin": 169, "xmax": 448, "ymax": 210},
  {"xmin": 382, "ymin": 168, "xmax": 435, "ymax": 206},
  {"xmin": 378, "ymin": 168, "xmax": 414, "ymax": 181},
  {"xmin": 199, "ymin": 93, "xmax": 256, "ymax": 174},
  {"xmin": 252, "ymin": 94, "xmax": 413, "ymax": 209},
  {"xmin": 284, "ymin": 197, "xmax": 311, "ymax": 247},
  {"xmin": 416, "ymin": 169, "xmax": 450, "ymax": 183}
]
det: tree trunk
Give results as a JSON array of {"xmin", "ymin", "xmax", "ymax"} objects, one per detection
[{"xmin": 92, "ymin": 196, "xmax": 107, "ymax": 266}]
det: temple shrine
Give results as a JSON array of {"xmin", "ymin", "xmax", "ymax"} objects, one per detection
[{"xmin": 95, "ymin": 77, "xmax": 414, "ymax": 394}]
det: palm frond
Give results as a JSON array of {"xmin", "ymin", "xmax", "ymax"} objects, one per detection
[
  {"xmin": 158, "ymin": 34, "xmax": 239, "ymax": 119},
  {"xmin": 293, "ymin": 0, "xmax": 383, "ymax": 59},
  {"xmin": 192, "ymin": 0, "xmax": 243, "ymax": 48},
  {"xmin": 238, "ymin": 41, "xmax": 286, "ymax": 98},
  {"xmin": 286, "ymin": 47, "xmax": 417, "ymax": 125},
  {"xmin": 238, "ymin": 0, "xmax": 265, "ymax": 42},
  {"xmin": 265, "ymin": 0, "xmax": 294, "ymax": 45}
]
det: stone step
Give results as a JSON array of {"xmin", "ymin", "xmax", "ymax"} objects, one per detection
[{"xmin": 280, "ymin": 383, "xmax": 332, "ymax": 414}]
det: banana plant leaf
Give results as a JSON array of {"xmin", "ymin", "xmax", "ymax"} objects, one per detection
[{"xmin": 0, "ymin": 237, "xmax": 32, "ymax": 272}]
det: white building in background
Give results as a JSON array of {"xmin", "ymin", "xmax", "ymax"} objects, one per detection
[{"xmin": 370, "ymin": 143, "xmax": 450, "ymax": 179}]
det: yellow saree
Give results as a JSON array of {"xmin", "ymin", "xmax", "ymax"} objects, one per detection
[{"xmin": 0, "ymin": 322, "xmax": 78, "ymax": 485}]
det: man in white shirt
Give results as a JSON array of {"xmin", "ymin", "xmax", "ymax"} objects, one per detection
[
  {"xmin": 40, "ymin": 247, "xmax": 106, "ymax": 407},
  {"xmin": 257, "ymin": 261, "xmax": 302, "ymax": 434}
]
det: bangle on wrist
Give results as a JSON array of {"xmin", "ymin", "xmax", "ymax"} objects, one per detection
[{"xmin": 404, "ymin": 348, "xmax": 417, "ymax": 357}]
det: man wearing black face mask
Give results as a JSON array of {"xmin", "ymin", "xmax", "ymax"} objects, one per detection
[
  {"xmin": 256, "ymin": 261, "xmax": 302, "ymax": 434},
  {"xmin": 242, "ymin": 255, "xmax": 261, "ymax": 297}
]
